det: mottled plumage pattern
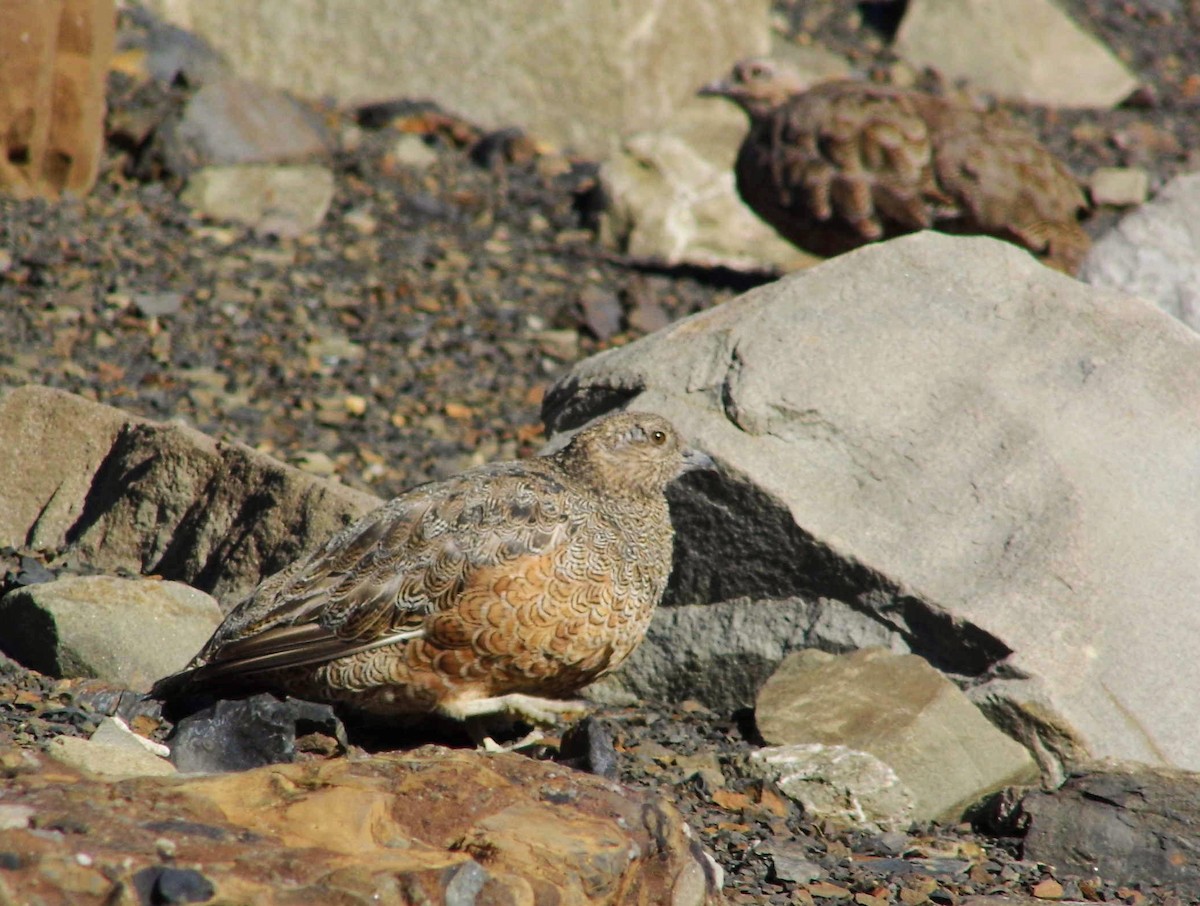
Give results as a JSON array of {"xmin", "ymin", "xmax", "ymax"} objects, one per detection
[
  {"xmin": 153, "ymin": 412, "xmax": 711, "ymax": 726},
  {"xmin": 701, "ymin": 59, "xmax": 1090, "ymax": 273}
]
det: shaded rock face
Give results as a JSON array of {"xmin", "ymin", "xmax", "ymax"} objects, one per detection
[
  {"xmin": 595, "ymin": 594, "xmax": 904, "ymax": 715},
  {"xmin": 545, "ymin": 232, "xmax": 1200, "ymax": 776},
  {"xmin": 0, "ymin": 747, "xmax": 720, "ymax": 905},
  {"xmin": 0, "ymin": 385, "xmax": 380, "ymax": 605}
]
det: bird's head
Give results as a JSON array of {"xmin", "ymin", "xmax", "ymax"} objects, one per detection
[
  {"xmin": 698, "ymin": 58, "xmax": 811, "ymax": 119},
  {"xmin": 556, "ymin": 411, "xmax": 713, "ymax": 499}
]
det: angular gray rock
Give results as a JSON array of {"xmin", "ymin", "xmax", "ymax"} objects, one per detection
[
  {"xmin": 0, "ymin": 385, "xmax": 380, "ymax": 604},
  {"xmin": 754, "ymin": 649, "xmax": 1035, "ymax": 822},
  {"xmin": 138, "ymin": 0, "xmax": 771, "ymax": 158},
  {"xmin": 1080, "ymin": 171, "xmax": 1200, "ymax": 332},
  {"xmin": 158, "ymin": 76, "xmax": 333, "ymax": 177},
  {"xmin": 598, "ymin": 595, "xmax": 905, "ymax": 714},
  {"xmin": 0, "ymin": 576, "xmax": 222, "ymax": 691},
  {"xmin": 1020, "ymin": 763, "xmax": 1200, "ymax": 887},
  {"xmin": 545, "ymin": 231, "xmax": 1200, "ymax": 776}
]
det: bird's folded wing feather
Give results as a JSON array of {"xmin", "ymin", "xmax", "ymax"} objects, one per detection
[
  {"xmin": 173, "ymin": 466, "xmax": 575, "ymax": 685},
  {"xmin": 766, "ymin": 85, "xmax": 953, "ymax": 229}
]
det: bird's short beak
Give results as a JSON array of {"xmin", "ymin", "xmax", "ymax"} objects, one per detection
[
  {"xmin": 681, "ymin": 448, "xmax": 716, "ymax": 472},
  {"xmin": 697, "ymin": 79, "xmax": 731, "ymax": 98}
]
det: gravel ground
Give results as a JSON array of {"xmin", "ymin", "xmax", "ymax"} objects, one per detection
[{"xmin": 2, "ymin": 4, "xmax": 1198, "ymax": 902}]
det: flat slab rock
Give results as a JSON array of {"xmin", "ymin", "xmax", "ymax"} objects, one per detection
[
  {"xmin": 137, "ymin": 0, "xmax": 770, "ymax": 158},
  {"xmin": 0, "ymin": 746, "xmax": 721, "ymax": 905}
]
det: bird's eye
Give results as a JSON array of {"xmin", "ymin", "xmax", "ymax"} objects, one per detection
[{"xmin": 650, "ymin": 430, "xmax": 667, "ymax": 446}]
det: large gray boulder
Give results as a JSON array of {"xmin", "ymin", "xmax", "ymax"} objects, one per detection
[{"xmin": 547, "ymin": 232, "xmax": 1200, "ymax": 776}]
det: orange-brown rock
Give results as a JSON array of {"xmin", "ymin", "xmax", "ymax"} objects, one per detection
[
  {"xmin": 0, "ymin": 746, "xmax": 722, "ymax": 904},
  {"xmin": 0, "ymin": 0, "xmax": 115, "ymax": 198}
]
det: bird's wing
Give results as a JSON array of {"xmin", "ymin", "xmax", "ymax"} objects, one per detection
[
  {"xmin": 768, "ymin": 85, "xmax": 954, "ymax": 234},
  {"xmin": 928, "ymin": 108, "xmax": 1090, "ymax": 270},
  {"xmin": 177, "ymin": 464, "xmax": 577, "ymax": 683}
]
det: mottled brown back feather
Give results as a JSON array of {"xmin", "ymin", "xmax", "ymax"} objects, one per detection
[{"xmin": 702, "ymin": 60, "xmax": 1090, "ymax": 273}]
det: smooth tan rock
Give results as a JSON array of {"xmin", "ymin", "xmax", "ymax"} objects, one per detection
[
  {"xmin": 138, "ymin": 0, "xmax": 770, "ymax": 156},
  {"xmin": 1089, "ymin": 166, "xmax": 1149, "ymax": 207},
  {"xmin": 755, "ymin": 650, "xmax": 1036, "ymax": 821},
  {"xmin": 0, "ymin": 576, "xmax": 221, "ymax": 690},
  {"xmin": 180, "ymin": 163, "xmax": 336, "ymax": 236},
  {"xmin": 0, "ymin": 0, "xmax": 115, "ymax": 197},
  {"xmin": 894, "ymin": 0, "xmax": 1137, "ymax": 109},
  {"xmin": 0, "ymin": 747, "xmax": 722, "ymax": 905},
  {"xmin": 46, "ymin": 730, "xmax": 176, "ymax": 779}
]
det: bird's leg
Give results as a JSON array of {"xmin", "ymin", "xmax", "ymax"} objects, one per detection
[
  {"xmin": 451, "ymin": 694, "xmax": 588, "ymax": 752},
  {"xmin": 476, "ymin": 726, "xmax": 546, "ymax": 753},
  {"xmin": 443, "ymin": 692, "xmax": 592, "ymax": 726}
]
